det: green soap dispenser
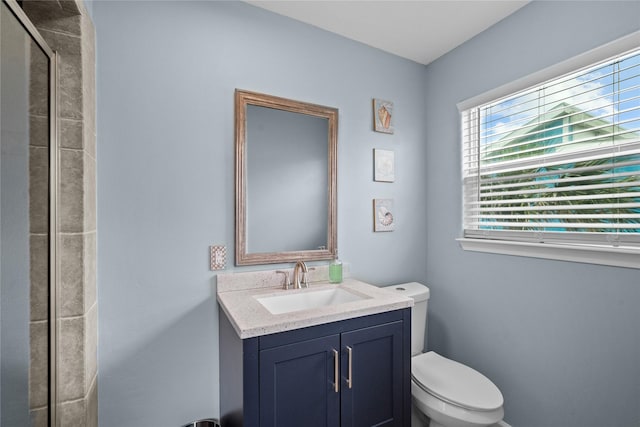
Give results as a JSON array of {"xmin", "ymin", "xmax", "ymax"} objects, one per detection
[{"xmin": 329, "ymin": 251, "xmax": 343, "ymax": 284}]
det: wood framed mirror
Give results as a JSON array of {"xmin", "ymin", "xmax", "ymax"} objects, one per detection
[{"xmin": 235, "ymin": 89, "xmax": 338, "ymax": 265}]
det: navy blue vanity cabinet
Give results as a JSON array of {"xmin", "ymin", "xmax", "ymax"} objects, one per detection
[{"xmin": 219, "ymin": 308, "xmax": 411, "ymax": 427}]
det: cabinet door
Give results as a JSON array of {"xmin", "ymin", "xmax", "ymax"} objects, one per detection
[
  {"xmin": 340, "ymin": 321, "xmax": 404, "ymax": 427},
  {"xmin": 259, "ymin": 334, "xmax": 341, "ymax": 427}
]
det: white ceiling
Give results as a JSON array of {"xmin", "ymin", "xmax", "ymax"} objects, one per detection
[{"xmin": 247, "ymin": 1, "xmax": 529, "ymax": 65}]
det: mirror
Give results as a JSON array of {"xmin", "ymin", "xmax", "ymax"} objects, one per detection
[{"xmin": 235, "ymin": 89, "xmax": 337, "ymax": 265}]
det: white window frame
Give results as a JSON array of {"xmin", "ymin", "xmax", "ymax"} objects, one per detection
[{"xmin": 457, "ymin": 31, "xmax": 640, "ymax": 270}]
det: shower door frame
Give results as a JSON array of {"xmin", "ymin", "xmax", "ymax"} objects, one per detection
[{"xmin": 2, "ymin": 0, "xmax": 59, "ymax": 425}]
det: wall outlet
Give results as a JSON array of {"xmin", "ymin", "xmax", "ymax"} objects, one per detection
[{"xmin": 210, "ymin": 245, "xmax": 226, "ymax": 270}]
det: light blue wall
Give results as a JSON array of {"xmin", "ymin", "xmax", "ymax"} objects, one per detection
[
  {"xmin": 424, "ymin": 2, "xmax": 640, "ymax": 427},
  {"xmin": 94, "ymin": 1, "xmax": 427, "ymax": 425}
]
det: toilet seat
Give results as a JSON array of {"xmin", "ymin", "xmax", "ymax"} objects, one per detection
[{"xmin": 412, "ymin": 351, "xmax": 503, "ymax": 412}]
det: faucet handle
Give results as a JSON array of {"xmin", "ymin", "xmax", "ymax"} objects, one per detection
[
  {"xmin": 301, "ymin": 267, "xmax": 316, "ymax": 288},
  {"xmin": 275, "ymin": 270, "xmax": 291, "ymax": 290}
]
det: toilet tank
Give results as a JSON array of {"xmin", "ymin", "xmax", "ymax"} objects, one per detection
[{"xmin": 385, "ymin": 282, "xmax": 430, "ymax": 356}]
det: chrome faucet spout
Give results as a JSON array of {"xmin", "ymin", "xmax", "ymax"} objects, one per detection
[{"xmin": 292, "ymin": 261, "xmax": 309, "ymax": 289}]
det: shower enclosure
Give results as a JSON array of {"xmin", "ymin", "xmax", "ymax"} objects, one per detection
[{"xmin": 1, "ymin": 0, "xmax": 58, "ymax": 425}]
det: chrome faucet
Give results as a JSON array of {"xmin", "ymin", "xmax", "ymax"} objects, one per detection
[{"xmin": 292, "ymin": 260, "xmax": 309, "ymax": 289}]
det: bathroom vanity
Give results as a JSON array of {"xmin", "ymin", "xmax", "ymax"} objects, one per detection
[{"xmin": 217, "ymin": 272, "xmax": 413, "ymax": 427}]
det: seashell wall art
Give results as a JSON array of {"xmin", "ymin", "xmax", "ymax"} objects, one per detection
[{"xmin": 373, "ymin": 99, "xmax": 394, "ymax": 134}]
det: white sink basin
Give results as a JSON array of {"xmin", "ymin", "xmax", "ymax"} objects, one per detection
[{"xmin": 256, "ymin": 287, "xmax": 367, "ymax": 315}]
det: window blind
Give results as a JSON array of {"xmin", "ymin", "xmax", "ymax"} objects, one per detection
[{"xmin": 462, "ymin": 48, "xmax": 640, "ymax": 248}]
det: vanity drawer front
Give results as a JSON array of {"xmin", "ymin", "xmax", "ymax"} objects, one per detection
[{"xmin": 258, "ymin": 310, "xmax": 406, "ymax": 350}]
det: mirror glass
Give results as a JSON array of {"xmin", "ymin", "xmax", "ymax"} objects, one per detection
[
  {"xmin": 246, "ymin": 105, "xmax": 328, "ymax": 253},
  {"xmin": 235, "ymin": 90, "xmax": 337, "ymax": 265}
]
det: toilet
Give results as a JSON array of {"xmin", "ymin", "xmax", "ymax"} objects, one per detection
[{"xmin": 386, "ymin": 282, "xmax": 504, "ymax": 427}]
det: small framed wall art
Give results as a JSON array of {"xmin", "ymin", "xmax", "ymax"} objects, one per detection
[
  {"xmin": 373, "ymin": 198, "xmax": 395, "ymax": 232},
  {"xmin": 373, "ymin": 99, "xmax": 394, "ymax": 134},
  {"xmin": 373, "ymin": 149, "xmax": 395, "ymax": 182}
]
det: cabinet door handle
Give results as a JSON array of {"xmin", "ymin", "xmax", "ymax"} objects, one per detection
[
  {"xmin": 332, "ymin": 349, "xmax": 339, "ymax": 393},
  {"xmin": 346, "ymin": 346, "xmax": 353, "ymax": 389}
]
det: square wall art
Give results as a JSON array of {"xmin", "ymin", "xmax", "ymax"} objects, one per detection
[
  {"xmin": 373, "ymin": 99, "xmax": 394, "ymax": 134},
  {"xmin": 373, "ymin": 198, "xmax": 395, "ymax": 232}
]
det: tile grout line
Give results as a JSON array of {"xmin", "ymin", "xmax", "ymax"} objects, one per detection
[
  {"xmin": 59, "ymin": 231, "xmax": 95, "ymax": 236},
  {"xmin": 39, "ymin": 27, "xmax": 81, "ymax": 40},
  {"xmin": 59, "ymin": 146, "xmax": 97, "ymax": 163}
]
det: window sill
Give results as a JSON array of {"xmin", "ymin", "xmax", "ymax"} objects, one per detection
[{"xmin": 457, "ymin": 238, "xmax": 640, "ymax": 269}]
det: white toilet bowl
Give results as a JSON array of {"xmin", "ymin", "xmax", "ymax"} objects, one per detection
[{"xmin": 411, "ymin": 352, "xmax": 503, "ymax": 427}]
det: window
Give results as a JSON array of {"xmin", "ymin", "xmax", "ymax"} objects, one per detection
[{"xmin": 460, "ymin": 41, "xmax": 640, "ymax": 268}]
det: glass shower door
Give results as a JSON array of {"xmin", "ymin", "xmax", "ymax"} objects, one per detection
[{"xmin": 1, "ymin": 1, "xmax": 57, "ymax": 425}]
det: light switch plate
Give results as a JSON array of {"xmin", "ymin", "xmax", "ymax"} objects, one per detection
[{"xmin": 210, "ymin": 245, "xmax": 226, "ymax": 270}]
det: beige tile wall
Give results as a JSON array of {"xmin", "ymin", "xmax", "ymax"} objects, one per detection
[{"xmin": 23, "ymin": 1, "xmax": 97, "ymax": 426}]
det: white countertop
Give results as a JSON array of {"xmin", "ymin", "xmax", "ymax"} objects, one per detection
[{"xmin": 217, "ymin": 278, "xmax": 413, "ymax": 339}]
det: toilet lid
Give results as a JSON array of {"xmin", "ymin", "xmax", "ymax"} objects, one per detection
[{"xmin": 412, "ymin": 351, "xmax": 503, "ymax": 412}]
